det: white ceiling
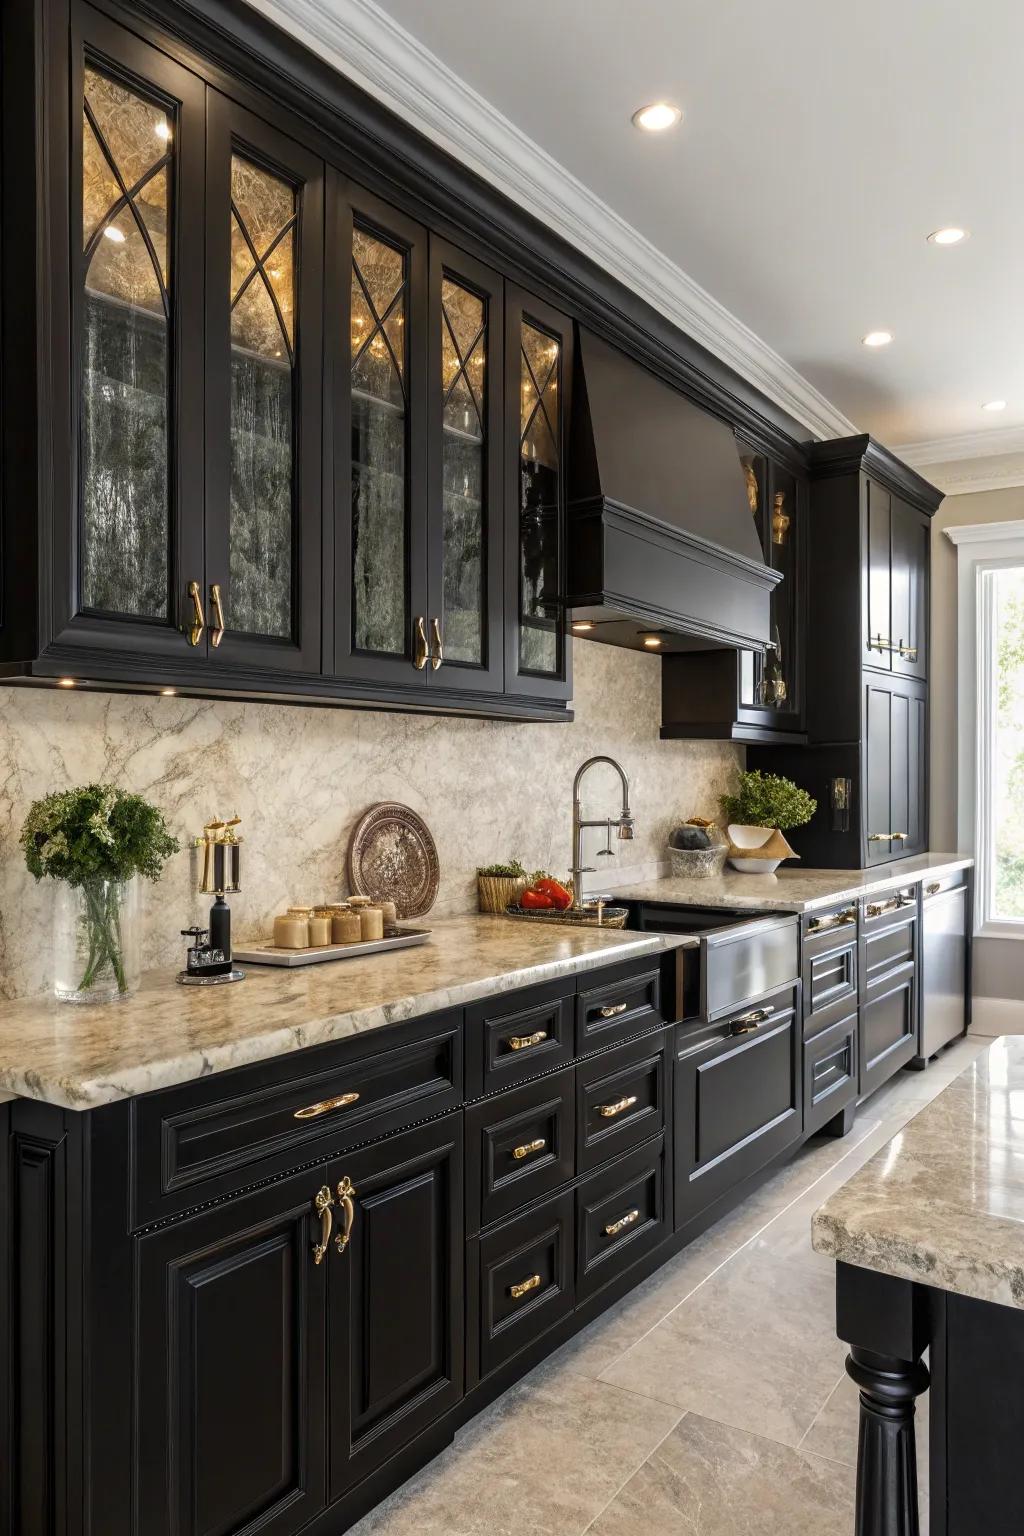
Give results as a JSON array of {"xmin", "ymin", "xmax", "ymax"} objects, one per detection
[{"xmin": 264, "ymin": 0, "xmax": 1024, "ymax": 464}]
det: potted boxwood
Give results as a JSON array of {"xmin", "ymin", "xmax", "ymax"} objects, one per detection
[{"xmin": 718, "ymin": 771, "xmax": 816, "ymax": 874}]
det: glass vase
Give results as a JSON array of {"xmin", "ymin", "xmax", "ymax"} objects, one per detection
[{"xmin": 52, "ymin": 878, "xmax": 141, "ymax": 1004}]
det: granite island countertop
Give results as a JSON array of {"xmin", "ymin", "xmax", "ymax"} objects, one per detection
[
  {"xmin": 0, "ymin": 914, "xmax": 693, "ymax": 1112},
  {"xmin": 812, "ymin": 1037, "xmax": 1024, "ymax": 1310},
  {"xmin": 612, "ymin": 852, "xmax": 973, "ymax": 915}
]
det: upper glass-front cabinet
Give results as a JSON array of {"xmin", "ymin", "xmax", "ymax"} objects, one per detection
[
  {"xmin": 737, "ymin": 446, "xmax": 803, "ymax": 726},
  {"xmin": 504, "ymin": 289, "xmax": 573, "ymax": 702}
]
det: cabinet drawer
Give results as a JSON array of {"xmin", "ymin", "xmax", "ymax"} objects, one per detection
[
  {"xmin": 132, "ymin": 1012, "xmax": 462, "ymax": 1227},
  {"xmin": 675, "ymin": 984, "xmax": 801, "ymax": 1232},
  {"xmin": 862, "ymin": 895, "xmax": 918, "ymax": 990},
  {"xmin": 700, "ymin": 915, "xmax": 800, "ymax": 1020},
  {"xmin": 466, "ymin": 979, "xmax": 575, "ymax": 1097},
  {"xmin": 576, "ymin": 1135, "xmax": 671, "ymax": 1304},
  {"xmin": 576, "ymin": 1028, "xmax": 670, "ymax": 1174},
  {"xmin": 473, "ymin": 1190, "xmax": 574, "ymax": 1383},
  {"xmin": 860, "ymin": 966, "xmax": 917, "ymax": 1098},
  {"xmin": 575, "ymin": 957, "xmax": 664, "ymax": 1053},
  {"xmin": 922, "ymin": 869, "xmax": 968, "ymax": 898},
  {"xmin": 802, "ymin": 917, "xmax": 858, "ymax": 1030},
  {"xmin": 803, "ymin": 1010, "xmax": 858, "ymax": 1137},
  {"xmin": 465, "ymin": 1069, "xmax": 574, "ymax": 1234}
]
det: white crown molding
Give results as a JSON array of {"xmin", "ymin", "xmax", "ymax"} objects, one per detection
[
  {"xmin": 932, "ymin": 464, "xmax": 1024, "ymax": 496},
  {"xmin": 248, "ymin": 0, "xmax": 857, "ymax": 443},
  {"xmin": 944, "ymin": 519, "xmax": 1024, "ymax": 546},
  {"xmin": 895, "ymin": 423, "xmax": 1024, "ymax": 466}
]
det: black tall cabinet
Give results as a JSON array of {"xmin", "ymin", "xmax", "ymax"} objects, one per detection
[{"xmin": 751, "ymin": 436, "xmax": 941, "ymax": 869}]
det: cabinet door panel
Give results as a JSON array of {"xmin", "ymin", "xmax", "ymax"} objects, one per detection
[
  {"xmin": 860, "ymin": 967, "xmax": 917, "ymax": 1097},
  {"xmin": 864, "ymin": 678, "xmax": 893, "ymax": 863},
  {"xmin": 331, "ymin": 178, "xmax": 429, "ymax": 687},
  {"xmin": 136, "ymin": 1168, "xmax": 327, "ymax": 1536},
  {"xmin": 55, "ymin": 9, "xmax": 205, "ymax": 658},
  {"xmin": 504, "ymin": 287, "xmax": 572, "ymax": 702},
  {"xmin": 890, "ymin": 497, "xmax": 929, "ymax": 681},
  {"xmin": 205, "ymin": 92, "xmax": 324, "ymax": 672},
  {"xmin": 328, "ymin": 1115, "xmax": 463, "ymax": 1502},
  {"xmin": 427, "ymin": 239, "xmax": 504, "ymax": 692},
  {"xmin": 864, "ymin": 676, "xmax": 927, "ymax": 863},
  {"xmin": 863, "ymin": 479, "xmax": 892, "ymax": 668}
]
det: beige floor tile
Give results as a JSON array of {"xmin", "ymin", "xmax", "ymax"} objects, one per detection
[
  {"xmin": 598, "ymin": 1251, "xmax": 846, "ymax": 1447},
  {"xmin": 347, "ymin": 1362, "xmax": 681, "ymax": 1536},
  {"xmin": 586, "ymin": 1412, "xmax": 855, "ymax": 1536}
]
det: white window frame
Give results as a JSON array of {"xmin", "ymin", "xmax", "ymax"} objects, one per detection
[{"xmin": 948, "ymin": 520, "xmax": 1024, "ymax": 938}]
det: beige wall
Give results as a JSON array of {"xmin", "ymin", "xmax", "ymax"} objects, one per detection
[
  {"xmin": 930, "ymin": 482, "xmax": 1024, "ymax": 999},
  {"xmin": 0, "ymin": 641, "xmax": 741, "ymax": 999}
]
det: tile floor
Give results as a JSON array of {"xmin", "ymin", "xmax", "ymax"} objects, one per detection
[{"xmin": 351, "ymin": 1035, "xmax": 989, "ymax": 1536}]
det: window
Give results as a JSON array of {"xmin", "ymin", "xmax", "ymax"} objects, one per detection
[{"xmin": 950, "ymin": 521, "xmax": 1024, "ymax": 936}]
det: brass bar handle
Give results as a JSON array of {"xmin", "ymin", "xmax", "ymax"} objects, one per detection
[
  {"xmin": 598, "ymin": 1094, "xmax": 638, "ymax": 1119},
  {"xmin": 729, "ymin": 1004, "xmax": 776, "ymax": 1035},
  {"xmin": 209, "ymin": 583, "xmax": 226, "ymax": 648},
  {"xmin": 899, "ymin": 642, "xmax": 919, "ymax": 661},
  {"xmin": 509, "ymin": 1273, "xmax": 541, "ymax": 1301},
  {"xmin": 598, "ymin": 1002, "xmax": 629, "ymax": 1018},
  {"xmin": 512, "ymin": 1137, "xmax": 546, "ymax": 1161},
  {"xmin": 807, "ymin": 909, "xmax": 856, "ymax": 933},
  {"xmin": 506, "ymin": 1030, "xmax": 548, "ymax": 1052},
  {"xmin": 870, "ymin": 634, "xmax": 900, "ymax": 654},
  {"xmin": 891, "ymin": 832, "xmax": 909, "ymax": 841},
  {"xmin": 293, "ymin": 1091, "xmax": 360, "ymax": 1121},
  {"xmin": 866, "ymin": 896, "xmax": 909, "ymax": 917},
  {"xmin": 186, "ymin": 580, "xmax": 205, "ymax": 647},
  {"xmin": 334, "ymin": 1176, "xmax": 356, "ymax": 1255},
  {"xmin": 604, "ymin": 1208, "xmax": 640, "ymax": 1238},
  {"xmin": 867, "ymin": 833, "xmax": 893, "ymax": 842},
  {"xmin": 312, "ymin": 1184, "xmax": 334, "ymax": 1266},
  {"xmin": 414, "ymin": 616, "xmax": 428, "ymax": 670},
  {"xmin": 430, "ymin": 616, "xmax": 443, "ymax": 671}
]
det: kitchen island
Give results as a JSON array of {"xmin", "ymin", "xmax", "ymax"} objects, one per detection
[{"xmin": 812, "ymin": 1035, "xmax": 1024, "ymax": 1536}]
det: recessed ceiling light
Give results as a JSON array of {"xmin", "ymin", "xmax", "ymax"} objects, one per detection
[
  {"xmin": 642, "ymin": 635, "xmax": 663, "ymax": 648},
  {"xmin": 631, "ymin": 102, "xmax": 682, "ymax": 133},
  {"xmin": 862, "ymin": 330, "xmax": 894, "ymax": 348},
  {"xmin": 102, "ymin": 225, "xmax": 127, "ymax": 244},
  {"xmin": 982, "ymin": 399, "xmax": 1007, "ymax": 412},
  {"xmin": 56, "ymin": 677, "xmax": 76, "ymax": 688},
  {"xmin": 572, "ymin": 621, "xmax": 595, "ymax": 632},
  {"xmin": 927, "ymin": 227, "xmax": 969, "ymax": 246}
]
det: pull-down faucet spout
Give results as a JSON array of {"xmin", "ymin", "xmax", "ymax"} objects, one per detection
[{"xmin": 569, "ymin": 756, "xmax": 634, "ymax": 906}]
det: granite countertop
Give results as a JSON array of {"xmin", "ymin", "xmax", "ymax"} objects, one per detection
[
  {"xmin": 0, "ymin": 915, "xmax": 692, "ymax": 1112},
  {"xmin": 812, "ymin": 1038, "xmax": 1024, "ymax": 1310},
  {"xmin": 612, "ymin": 852, "xmax": 973, "ymax": 914}
]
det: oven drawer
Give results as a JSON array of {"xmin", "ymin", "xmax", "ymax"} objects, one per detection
[
  {"xmin": 471, "ymin": 1190, "xmax": 574, "ymax": 1384},
  {"xmin": 803, "ymin": 1009, "xmax": 858, "ymax": 1137},
  {"xmin": 575, "ymin": 956, "xmax": 664, "ymax": 1053},
  {"xmin": 466, "ymin": 978, "xmax": 575, "ymax": 1097},
  {"xmin": 576, "ymin": 1135, "xmax": 671, "ymax": 1304},
  {"xmin": 132, "ymin": 1011, "xmax": 463, "ymax": 1227},
  {"xmin": 465, "ymin": 1069, "xmax": 574, "ymax": 1234},
  {"xmin": 576, "ymin": 1028, "xmax": 670, "ymax": 1174}
]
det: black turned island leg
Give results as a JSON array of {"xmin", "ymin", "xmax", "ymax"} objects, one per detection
[
  {"xmin": 834, "ymin": 1263, "xmax": 933, "ymax": 1536},
  {"xmin": 847, "ymin": 1346, "xmax": 929, "ymax": 1536}
]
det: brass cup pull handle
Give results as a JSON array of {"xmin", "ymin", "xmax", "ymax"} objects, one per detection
[
  {"xmin": 598, "ymin": 1094, "xmax": 638, "ymax": 1119},
  {"xmin": 187, "ymin": 580, "xmax": 205, "ymax": 647},
  {"xmin": 209, "ymin": 583, "xmax": 226, "ymax": 648},
  {"xmin": 605, "ymin": 1208, "xmax": 640, "ymax": 1238},
  {"xmin": 729, "ymin": 1004, "xmax": 776, "ymax": 1035},
  {"xmin": 926, "ymin": 882, "xmax": 941, "ymax": 895},
  {"xmin": 513, "ymin": 1137, "xmax": 547, "ymax": 1161},
  {"xmin": 334, "ymin": 1176, "xmax": 356, "ymax": 1254},
  {"xmin": 598, "ymin": 1002, "xmax": 629, "ymax": 1018},
  {"xmin": 808, "ymin": 909, "xmax": 856, "ymax": 933},
  {"xmin": 312, "ymin": 1185, "xmax": 334, "ymax": 1265},
  {"xmin": 294, "ymin": 1091, "xmax": 360, "ymax": 1120},
  {"xmin": 414, "ymin": 616, "xmax": 429, "ymax": 670},
  {"xmin": 509, "ymin": 1273, "xmax": 541, "ymax": 1301},
  {"xmin": 507, "ymin": 1030, "xmax": 548, "ymax": 1052},
  {"xmin": 430, "ymin": 617, "xmax": 443, "ymax": 671}
]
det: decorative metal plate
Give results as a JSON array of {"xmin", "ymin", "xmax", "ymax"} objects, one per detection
[{"xmin": 347, "ymin": 803, "xmax": 440, "ymax": 919}]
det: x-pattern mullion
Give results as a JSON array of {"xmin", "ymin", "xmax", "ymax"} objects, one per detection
[
  {"xmin": 351, "ymin": 259, "xmax": 406, "ymax": 400},
  {"xmin": 231, "ymin": 202, "xmax": 296, "ymax": 367},
  {"xmin": 441, "ymin": 308, "xmax": 485, "ymax": 434},
  {"xmin": 83, "ymin": 99, "xmax": 171, "ymax": 318},
  {"xmin": 520, "ymin": 342, "xmax": 557, "ymax": 448}
]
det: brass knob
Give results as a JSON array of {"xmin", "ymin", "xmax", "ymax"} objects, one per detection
[
  {"xmin": 209, "ymin": 583, "xmax": 226, "ymax": 648},
  {"xmin": 186, "ymin": 580, "xmax": 205, "ymax": 647},
  {"xmin": 598, "ymin": 1094, "xmax": 638, "ymax": 1119},
  {"xmin": 430, "ymin": 616, "xmax": 443, "ymax": 671},
  {"xmin": 414, "ymin": 616, "xmax": 428, "ymax": 670},
  {"xmin": 509, "ymin": 1273, "xmax": 541, "ymax": 1300}
]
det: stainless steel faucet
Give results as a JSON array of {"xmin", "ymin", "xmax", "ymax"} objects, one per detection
[{"xmin": 570, "ymin": 755, "xmax": 635, "ymax": 905}]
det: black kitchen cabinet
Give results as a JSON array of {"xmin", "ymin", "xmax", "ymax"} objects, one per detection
[
  {"xmin": 864, "ymin": 480, "xmax": 929, "ymax": 683},
  {"xmin": 327, "ymin": 1115, "xmax": 464, "ymax": 1502},
  {"xmin": 864, "ymin": 673, "xmax": 927, "ymax": 862},
  {"xmin": 136, "ymin": 1166, "xmax": 329, "ymax": 1536}
]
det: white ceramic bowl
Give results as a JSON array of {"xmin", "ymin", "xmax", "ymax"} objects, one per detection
[{"xmin": 726, "ymin": 824, "xmax": 783, "ymax": 875}]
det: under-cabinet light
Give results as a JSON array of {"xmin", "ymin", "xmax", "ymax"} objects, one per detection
[
  {"xmin": 159, "ymin": 687, "xmax": 178, "ymax": 696},
  {"xmin": 642, "ymin": 635, "xmax": 663, "ymax": 648},
  {"xmin": 572, "ymin": 621, "xmax": 595, "ymax": 632},
  {"xmin": 56, "ymin": 677, "xmax": 77, "ymax": 688}
]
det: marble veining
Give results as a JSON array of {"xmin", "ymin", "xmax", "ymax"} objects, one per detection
[
  {"xmin": 0, "ymin": 915, "xmax": 688, "ymax": 1111},
  {"xmin": 0, "ymin": 641, "xmax": 741, "ymax": 999},
  {"xmin": 812, "ymin": 1037, "xmax": 1024, "ymax": 1310},
  {"xmin": 612, "ymin": 853, "xmax": 973, "ymax": 914}
]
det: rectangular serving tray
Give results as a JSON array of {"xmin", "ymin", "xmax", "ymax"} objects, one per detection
[{"xmin": 234, "ymin": 925, "xmax": 432, "ymax": 967}]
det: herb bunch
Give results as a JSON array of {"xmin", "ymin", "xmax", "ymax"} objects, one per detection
[{"xmin": 21, "ymin": 784, "xmax": 179, "ymax": 887}]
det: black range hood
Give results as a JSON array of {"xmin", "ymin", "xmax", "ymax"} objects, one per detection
[{"xmin": 566, "ymin": 329, "xmax": 780, "ymax": 653}]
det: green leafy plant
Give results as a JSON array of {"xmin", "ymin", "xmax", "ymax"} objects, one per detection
[
  {"xmin": 21, "ymin": 784, "xmax": 179, "ymax": 993},
  {"xmin": 477, "ymin": 858, "xmax": 526, "ymax": 878},
  {"xmin": 719, "ymin": 770, "xmax": 816, "ymax": 832}
]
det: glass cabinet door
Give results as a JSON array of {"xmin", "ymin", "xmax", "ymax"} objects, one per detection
[
  {"xmin": 737, "ymin": 444, "xmax": 803, "ymax": 725},
  {"xmin": 504, "ymin": 288, "xmax": 573, "ymax": 702},
  {"xmin": 204, "ymin": 94, "xmax": 324, "ymax": 672},
  {"xmin": 57, "ymin": 12, "xmax": 205, "ymax": 657},
  {"xmin": 332, "ymin": 181, "xmax": 428, "ymax": 685},
  {"xmin": 426, "ymin": 239, "xmax": 504, "ymax": 693}
]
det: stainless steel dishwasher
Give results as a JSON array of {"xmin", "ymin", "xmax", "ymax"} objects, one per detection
[{"xmin": 920, "ymin": 873, "xmax": 970, "ymax": 1059}]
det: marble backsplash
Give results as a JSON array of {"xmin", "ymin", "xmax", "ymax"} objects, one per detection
[{"xmin": 0, "ymin": 642, "xmax": 741, "ymax": 998}]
